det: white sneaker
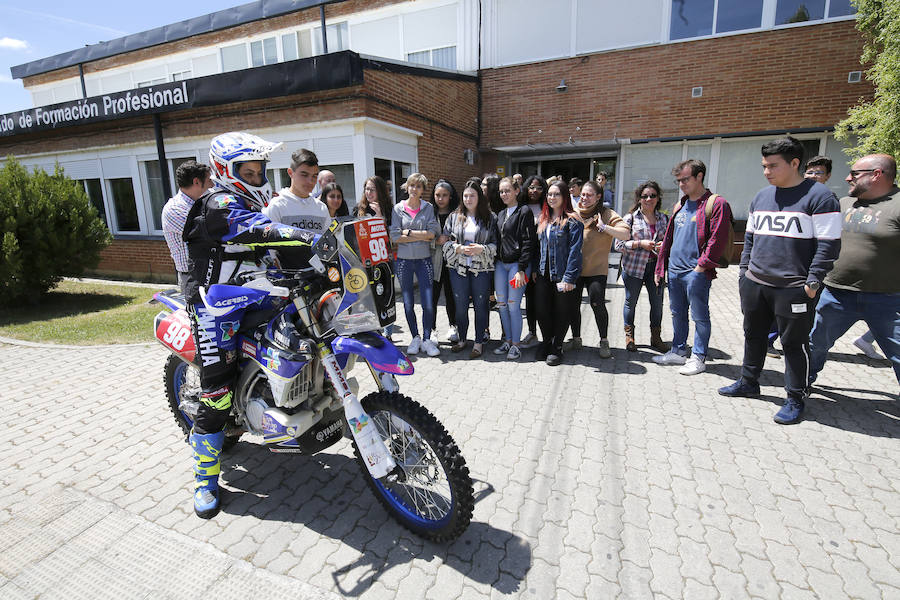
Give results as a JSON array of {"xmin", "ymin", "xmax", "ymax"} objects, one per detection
[
  {"xmin": 407, "ymin": 336, "xmax": 422, "ymax": 355},
  {"xmin": 653, "ymin": 349, "xmax": 687, "ymax": 365},
  {"xmin": 507, "ymin": 345, "xmax": 522, "ymax": 360},
  {"xmin": 447, "ymin": 325, "xmax": 460, "ymax": 343},
  {"xmin": 853, "ymin": 335, "xmax": 884, "ymax": 359},
  {"xmin": 494, "ymin": 341, "xmax": 511, "ymax": 355},
  {"xmin": 422, "ymin": 338, "xmax": 441, "ymax": 357},
  {"xmin": 679, "ymin": 355, "xmax": 706, "ymax": 375}
]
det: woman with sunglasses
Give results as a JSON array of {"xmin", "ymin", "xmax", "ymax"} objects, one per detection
[
  {"xmin": 615, "ymin": 181, "xmax": 670, "ymax": 353},
  {"xmin": 569, "ymin": 180, "xmax": 630, "ymax": 357},
  {"xmin": 535, "ymin": 180, "xmax": 583, "ymax": 365}
]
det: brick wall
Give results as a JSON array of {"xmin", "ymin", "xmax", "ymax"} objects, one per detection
[
  {"xmin": 93, "ymin": 238, "xmax": 176, "ymax": 282},
  {"xmin": 480, "ymin": 21, "xmax": 873, "ymax": 148},
  {"xmin": 362, "ymin": 70, "xmax": 479, "ymax": 192}
]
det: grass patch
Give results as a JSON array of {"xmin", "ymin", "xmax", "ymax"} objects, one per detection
[{"xmin": 0, "ymin": 280, "xmax": 171, "ymax": 345}]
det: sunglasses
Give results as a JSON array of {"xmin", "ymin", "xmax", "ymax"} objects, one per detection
[
  {"xmin": 640, "ymin": 193, "xmax": 658, "ymax": 199},
  {"xmin": 849, "ymin": 169, "xmax": 878, "ymax": 178}
]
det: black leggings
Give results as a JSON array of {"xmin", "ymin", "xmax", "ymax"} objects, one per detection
[
  {"xmin": 570, "ymin": 275, "xmax": 609, "ymax": 339},
  {"xmin": 524, "ymin": 278, "xmax": 538, "ymax": 335},
  {"xmin": 431, "ymin": 262, "xmax": 456, "ymax": 327},
  {"xmin": 534, "ymin": 273, "xmax": 580, "ymax": 352}
]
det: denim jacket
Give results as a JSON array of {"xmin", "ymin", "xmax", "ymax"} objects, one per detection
[
  {"xmin": 389, "ymin": 201, "xmax": 441, "ymax": 260},
  {"xmin": 538, "ymin": 218, "xmax": 583, "ymax": 284}
]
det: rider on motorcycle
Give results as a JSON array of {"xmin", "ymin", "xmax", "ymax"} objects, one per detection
[{"xmin": 182, "ymin": 131, "xmax": 317, "ymax": 518}]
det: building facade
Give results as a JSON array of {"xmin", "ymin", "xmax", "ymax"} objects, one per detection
[{"xmin": 0, "ymin": 0, "xmax": 871, "ymax": 279}]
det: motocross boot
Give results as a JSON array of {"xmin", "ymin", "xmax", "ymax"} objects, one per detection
[{"xmin": 189, "ymin": 430, "xmax": 225, "ymax": 519}]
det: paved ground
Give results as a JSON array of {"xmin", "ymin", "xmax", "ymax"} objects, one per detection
[{"xmin": 1, "ymin": 268, "xmax": 898, "ymax": 599}]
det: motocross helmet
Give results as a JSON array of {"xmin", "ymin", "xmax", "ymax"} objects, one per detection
[{"xmin": 208, "ymin": 132, "xmax": 283, "ymax": 211}]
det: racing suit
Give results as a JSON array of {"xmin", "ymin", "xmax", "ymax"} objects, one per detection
[{"xmin": 182, "ymin": 188, "xmax": 317, "ymax": 435}]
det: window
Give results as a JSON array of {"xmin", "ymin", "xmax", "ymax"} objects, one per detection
[
  {"xmin": 250, "ymin": 37, "xmax": 278, "ymax": 67},
  {"xmin": 143, "ymin": 161, "xmax": 167, "ymax": 231},
  {"xmin": 776, "ymin": 0, "xmax": 824, "ymax": 24},
  {"xmin": 406, "ymin": 46, "xmax": 457, "ymax": 69},
  {"xmin": 313, "ymin": 22, "xmax": 349, "ymax": 54},
  {"xmin": 80, "ymin": 179, "xmax": 107, "ymax": 226},
  {"xmin": 407, "ymin": 50, "xmax": 430, "ymax": 66},
  {"xmin": 108, "ymin": 178, "xmax": 140, "ymax": 232},
  {"xmin": 374, "ymin": 158, "xmax": 413, "ymax": 204},
  {"xmin": 828, "ymin": 0, "xmax": 855, "ymax": 17},
  {"xmin": 282, "ymin": 32, "xmax": 299, "ymax": 62},
  {"xmin": 670, "ymin": 0, "xmax": 763, "ymax": 40},
  {"xmin": 136, "ymin": 77, "xmax": 167, "ymax": 88},
  {"xmin": 171, "ymin": 70, "xmax": 192, "ymax": 82},
  {"xmin": 221, "ymin": 44, "xmax": 248, "ymax": 72}
]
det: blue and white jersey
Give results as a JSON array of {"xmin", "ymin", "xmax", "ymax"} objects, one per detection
[{"xmin": 741, "ymin": 179, "xmax": 841, "ymax": 288}]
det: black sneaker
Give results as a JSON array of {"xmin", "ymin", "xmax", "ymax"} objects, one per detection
[
  {"xmin": 773, "ymin": 395, "xmax": 805, "ymax": 425},
  {"xmin": 717, "ymin": 378, "xmax": 761, "ymax": 397},
  {"xmin": 546, "ymin": 353, "xmax": 562, "ymax": 366}
]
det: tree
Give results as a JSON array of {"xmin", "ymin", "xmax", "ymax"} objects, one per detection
[
  {"xmin": 835, "ymin": 0, "xmax": 900, "ymax": 159},
  {"xmin": 0, "ymin": 157, "xmax": 112, "ymax": 306}
]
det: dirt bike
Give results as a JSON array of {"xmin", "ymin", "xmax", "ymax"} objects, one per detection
[{"xmin": 152, "ymin": 217, "xmax": 473, "ymax": 542}]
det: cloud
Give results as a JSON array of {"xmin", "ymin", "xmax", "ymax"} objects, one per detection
[
  {"xmin": 0, "ymin": 37, "xmax": 29, "ymax": 50},
  {"xmin": 7, "ymin": 7, "xmax": 128, "ymax": 37}
]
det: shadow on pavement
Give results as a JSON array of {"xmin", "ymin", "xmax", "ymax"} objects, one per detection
[
  {"xmin": 219, "ymin": 448, "xmax": 530, "ymax": 596},
  {"xmin": 805, "ymin": 385, "xmax": 900, "ymax": 439}
]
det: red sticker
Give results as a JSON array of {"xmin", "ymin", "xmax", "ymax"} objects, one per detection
[
  {"xmin": 241, "ymin": 340, "xmax": 256, "ymax": 358},
  {"xmin": 355, "ymin": 217, "xmax": 390, "ymax": 265}
]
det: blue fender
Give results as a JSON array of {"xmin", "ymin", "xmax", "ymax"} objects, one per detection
[{"xmin": 331, "ymin": 333, "xmax": 414, "ymax": 375}]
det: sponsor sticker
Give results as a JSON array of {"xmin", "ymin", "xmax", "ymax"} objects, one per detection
[
  {"xmin": 349, "ymin": 415, "xmax": 369, "ymax": 433},
  {"xmin": 220, "ymin": 321, "xmax": 239, "ymax": 342},
  {"xmin": 327, "ymin": 266, "xmax": 341, "ymax": 282},
  {"xmin": 241, "ymin": 340, "xmax": 256, "ymax": 358},
  {"xmin": 344, "ymin": 268, "xmax": 367, "ymax": 293}
]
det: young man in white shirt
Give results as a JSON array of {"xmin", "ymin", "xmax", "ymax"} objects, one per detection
[{"xmin": 263, "ymin": 148, "xmax": 332, "ymax": 234}]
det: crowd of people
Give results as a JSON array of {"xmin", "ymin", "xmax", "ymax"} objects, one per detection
[{"xmin": 162, "ymin": 131, "xmax": 899, "ymax": 518}]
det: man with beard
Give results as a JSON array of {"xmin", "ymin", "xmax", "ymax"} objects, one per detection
[{"xmin": 807, "ymin": 153, "xmax": 900, "ymax": 387}]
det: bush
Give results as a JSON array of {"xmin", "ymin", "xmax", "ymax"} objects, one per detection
[{"xmin": 0, "ymin": 156, "xmax": 112, "ymax": 306}]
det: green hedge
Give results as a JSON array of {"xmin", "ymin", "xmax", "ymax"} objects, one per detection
[{"xmin": 0, "ymin": 157, "xmax": 112, "ymax": 306}]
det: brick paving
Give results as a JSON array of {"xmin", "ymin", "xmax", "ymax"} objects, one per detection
[{"xmin": 0, "ymin": 268, "xmax": 897, "ymax": 599}]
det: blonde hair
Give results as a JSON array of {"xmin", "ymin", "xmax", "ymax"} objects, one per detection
[{"xmin": 401, "ymin": 172, "xmax": 428, "ymax": 192}]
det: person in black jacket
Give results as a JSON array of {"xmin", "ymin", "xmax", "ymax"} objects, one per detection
[
  {"xmin": 492, "ymin": 177, "xmax": 538, "ymax": 360},
  {"xmin": 183, "ymin": 132, "xmax": 318, "ymax": 519}
]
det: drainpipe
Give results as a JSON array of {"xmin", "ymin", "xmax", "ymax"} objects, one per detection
[
  {"xmin": 78, "ymin": 64, "xmax": 87, "ymax": 98},
  {"xmin": 320, "ymin": 5, "xmax": 328, "ymax": 53},
  {"xmin": 153, "ymin": 114, "xmax": 172, "ymax": 201}
]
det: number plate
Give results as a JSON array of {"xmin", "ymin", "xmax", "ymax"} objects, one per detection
[
  {"xmin": 354, "ymin": 218, "xmax": 391, "ymax": 266},
  {"xmin": 155, "ymin": 310, "xmax": 196, "ymax": 362}
]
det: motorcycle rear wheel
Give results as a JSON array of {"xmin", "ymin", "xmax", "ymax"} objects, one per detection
[
  {"xmin": 352, "ymin": 390, "xmax": 473, "ymax": 542},
  {"xmin": 163, "ymin": 355, "xmax": 240, "ymax": 449}
]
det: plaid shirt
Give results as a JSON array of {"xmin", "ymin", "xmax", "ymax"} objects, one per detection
[
  {"xmin": 615, "ymin": 209, "xmax": 668, "ymax": 278},
  {"xmin": 161, "ymin": 191, "xmax": 194, "ymax": 273}
]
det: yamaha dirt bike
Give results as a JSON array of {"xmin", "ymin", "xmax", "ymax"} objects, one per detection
[{"xmin": 152, "ymin": 217, "xmax": 473, "ymax": 542}]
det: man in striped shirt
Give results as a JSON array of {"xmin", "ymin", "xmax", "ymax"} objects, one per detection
[{"xmin": 162, "ymin": 160, "xmax": 211, "ymax": 290}]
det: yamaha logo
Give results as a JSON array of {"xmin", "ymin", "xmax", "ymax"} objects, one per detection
[{"xmin": 315, "ymin": 421, "xmax": 343, "ymax": 442}]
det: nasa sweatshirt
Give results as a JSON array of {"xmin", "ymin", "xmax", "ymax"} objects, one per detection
[{"xmin": 740, "ymin": 178, "xmax": 841, "ymax": 288}]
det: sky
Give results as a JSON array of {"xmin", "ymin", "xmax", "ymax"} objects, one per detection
[{"xmin": 0, "ymin": 0, "xmax": 247, "ymax": 115}]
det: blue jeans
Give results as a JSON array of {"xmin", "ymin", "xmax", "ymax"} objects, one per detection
[
  {"xmin": 809, "ymin": 286, "xmax": 900, "ymax": 384},
  {"xmin": 667, "ymin": 269, "xmax": 712, "ymax": 359},
  {"xmin": 623, "ymin": 260, "xmax": 664, "ymax": 329},
  {"xmin": 494, "ymin": 262, "xmax": 530, "ymax": 344},
  {"xmin": 449, "ymin": 269, "xmax": 492, "ymax": 343},
  {"xmin": 395, "ymin": 257, "xmax": 435, "ymax": 339}
]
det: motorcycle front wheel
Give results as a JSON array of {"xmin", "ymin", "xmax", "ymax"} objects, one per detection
[
  {"xmin": 163, "ymin": 355, "xmax": 241, "ymax": 449},
  {"xmin": 352, "ymin": 390, "xmax": 474, "ymax": 542}
]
